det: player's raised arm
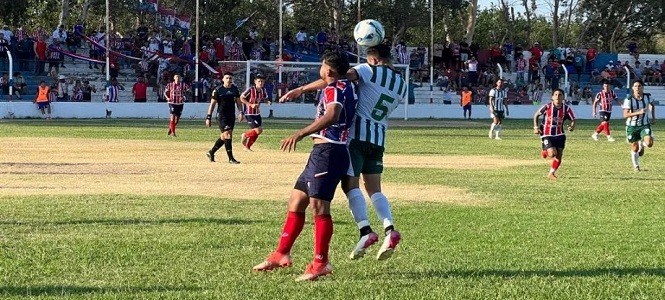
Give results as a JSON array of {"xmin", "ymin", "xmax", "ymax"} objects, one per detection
[{"xmin": 280, "ymin": 79, "xmax": 328, "ymax": 102}]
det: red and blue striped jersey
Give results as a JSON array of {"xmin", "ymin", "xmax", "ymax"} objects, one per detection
[
  {"xmin": 166, "ymin": 82, "xmax": 188, "ymax": 104},
  {"xmin": 538, "ymin": 102, "xmax": 575, "ymax": 137},
  {"xmin": 311, "ymin": 80, "xmax": 357, "ymax": 144},
  {"xmin": 241, "ymin": 87, "xmax": 268, "ymax": 115},
  {"xmin": 106, "ymin": 85, "xmax": 120, "ymax": 102},
  {"xmin": 595, "ymin": 90, "xmax": 616, "ymax": 112}
]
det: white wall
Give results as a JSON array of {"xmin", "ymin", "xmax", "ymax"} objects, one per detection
[{"xmin": 2, "ymin": 102, "xmax": 664, "ymax": 120}]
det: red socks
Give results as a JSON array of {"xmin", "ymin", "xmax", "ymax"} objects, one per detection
[
  {"xmin": 276, "ymin": 211, "xmax": 306, "ymax": 255},
  {"xmin": 169, "ymin": 120, "xmax": 176, "ymax": 135},
  {"xmin": 314, "ymin": 214, "xmax": 333, "ymax": 264},
  {"xmin": 596, "ymin": 122, "xmax": 611, "ymax": 135},
  {"xmin": 245, "ymin": 130, "xmax": 260, "ymax": 149},
  {"xmin": 551, "ymin": 158, "xmax": 561, "ymax": 171}
]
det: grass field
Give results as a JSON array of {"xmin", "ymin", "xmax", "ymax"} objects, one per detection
[{"xmin": 0, "ymin": 118, "xmax": 664, "ymax": 299}]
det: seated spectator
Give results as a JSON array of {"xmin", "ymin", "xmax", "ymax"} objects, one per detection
[
  {"xmin": 12, "ymin": 72, "xmax": 26, "ymax": 99},
  {"xmin": 0, "ymin": 73, "xmax": 8, "ymax": 97},
  {"xmin": 581, "ymin": 84, "xmax": 593, "ymax": 104},
  {"xmin": 436, "ymin": 74, "xmax": 449, "ymax": 91},
  {"xmin": 81, "ymin": 80, "xmax": 97, "ymax": 102}
]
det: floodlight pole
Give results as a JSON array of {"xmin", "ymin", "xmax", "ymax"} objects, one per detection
[
  {"xmin": 429, "ymin": 0, "xmax": 434, "ymax": 104},
  {"xmin": 357, "ymin": 0, "xmax": 361, "ymax": 63},
  {"xmin": 278, "ymin": 0, "xmax": 283, "ymax": 95},
  {"xmin": 195, "ymin": 0, "xmax": 199, "ymax": 98},
  {"xmin": 105, "ymin": 0, "xmax": 110, "ymax": 82}
]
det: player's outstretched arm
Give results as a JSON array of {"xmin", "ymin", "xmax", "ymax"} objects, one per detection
[
  {"xmin": 279, "ymin": 79, "xmax": 328, "ymax": 103},
  {"xmin": 280, "ymin": 103, "xmax": 341, "ymax": 152}
]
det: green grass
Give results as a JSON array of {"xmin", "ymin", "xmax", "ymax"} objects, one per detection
[{"xmin": 1, "ymin": 118, "xmax": 664, "ymax": 299}]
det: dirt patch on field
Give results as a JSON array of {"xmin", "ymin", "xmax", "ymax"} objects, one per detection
[{"xmin": 0, "ymin": 137, "xmax": 488, "ymax": 205}]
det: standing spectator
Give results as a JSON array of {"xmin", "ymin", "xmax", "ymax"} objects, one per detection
[
  {"xmin": 533, "ymin": 89, "xmax": 576, "ymax": 180},
  {"xmin": 295, "ymin": 27, "xmax": 307, "ymax": 52},
  {"xmin": 47, "ymin": 42, "xmax": 63, "ymax": 74},
  {"xmin": 164, "ymin": 74, "xmax": 190, "ymax": 137},
  {"xmin": 0, "ymin": 33, "xmax": 9, "ymax": 71},
  {"xmin": 16, "ymin": 33, "xmax": 33, "ymax": 71},
  {"xmin": 105, "ymin": 78, "xmax": 122, "ymax": 102},
  {"xmin": 627, "ymin": 38, "xmax": 639, "ymax": 60},
  {"xmin": 585, "ymin": 45, "xmax": 597, "ymax": 72},
  {"xmin": 460, "ymin": 85, "xmax": 473, "ymax": 119},
  {"xmin": 0, "ymin": 73, "xmax": 8, "ymax": 97},
  {"xmin": 249, "ymin": 26, "xmax": 259, "ymax": 40},
  {"xmin": 0, "ymin": 25, "xmax": 13, "ymax": 49},
  {"xmin": 515, "ymin": 54, "xmax": 527, "ymax": 86},
  {"xmin": 466, "ymin": 56, "xmax": 479, "ymax": 87},
  {"xmin": 33, "ymin": 35, "xmax": 47, "ymax": 76},
  {"xmin": 574, "ymin": 50, "xmax": 585, "ymax": 81},
  {"xmin": 71, "ymin": 80, "xmax": 83, "ymax": 101},
  {"xmin": 32, "ymin": 26, "xmax": 46, "ymax": 41},
  {"xmin": 241, "ymin": 35, "xmax": 254, "ymax": 60},
  {"xmin": 502, "ymin": 40, "xmax": 514, "ymax": 71},
  {"xmin": 529, "ymin": 42, "xmax": 543, "ymax": 63},
  {"xmin": 132, "ymin": 77, "xmax": 148, "ymax": 102},
  {"xmin": 214, "ymin": 38, "xmax": 224, "ymax": 61},
  {"xmin": 316, "ymin": 28, "xmax": 328, "ymax": 54},
  {"xmin": 52, "ymin": 25, "xmax": 67, "ymax": 44}
]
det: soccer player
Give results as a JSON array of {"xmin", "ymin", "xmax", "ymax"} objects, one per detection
[
  {"xmin": 205, "ymin": 72, "xmax": 242, "ymax": 164},
  {"xmin": 34, "ymin": 81, "xmax": 51, "ymax": 119},
  {"xmin": 164, "ymin": 74, "xmax": 189, "ymax": 137},
  {"xmin": 281, "ymin": 44, "xmax": 404, "ymax": 261},
  {"xmin": 240, "ymin": 74, "xmax": 270, "ymax": 150},
  {"xmin": 488, "ymin": 78, "xmax": 509, "ymax": 139},
  {"xmin": 253, "ymin": 51, "xmax": 357, "ymax": 281},
  {"xmin": 591, "ymin": 81, "xmax": 618, "ymax": 142},
  {"xmin": 460, "ymin": 85, "xmax": 473, "ymax": 119},
  {"xmin": 622, "ymin": 80, "xmax": 656, "ymax": 172},
  {"xmin": 533, "ymin": 88, "xmax": 576, "ymax": 180}
]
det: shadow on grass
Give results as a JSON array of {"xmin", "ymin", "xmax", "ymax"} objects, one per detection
[
  {"xmin": 400, "ymin": 268, "xmax": 665, "ymax": 278},
  {"xmin": 0, "ymin": 217, "xmax": 263, "ymax": 226},
  {"xmin": 0, "ymin": 284, "xmax": 201, "ymax": 296}
]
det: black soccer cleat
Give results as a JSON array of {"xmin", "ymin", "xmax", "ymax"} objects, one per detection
[
  {"xmin": 229, "ymin": 159, "xmax": 240, "ymax": 164},
  {"xmin": 206, "ymin": 151, "xmax": 215, "ymax": 162}
]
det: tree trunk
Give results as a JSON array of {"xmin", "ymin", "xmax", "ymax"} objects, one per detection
[
  {"xmin": 80, "ymin": 0, "xmax": 94, "ymax": 23},
  {"xmin": 551, "ymin": 0, "xmax": 560, "ymax": 47},
  {"xmin": 562, "ymin": 0, "xmax": 579, "ymax": 46},
  {"xmin": 609, "ymin": 0, "xmax": 634, "ymax": 52},
  {"xmin": 60, "ymin": 0, "xmax": 70, "ymax": 26},
  {"xmin": 464, "ymin": 0, "xmax": 478, "ymax": 43},
  {"xmin": 522, "ymin": 0, "xmax": 533, "ymax": 44}
]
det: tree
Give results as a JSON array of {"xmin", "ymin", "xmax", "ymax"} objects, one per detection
[{"xmin": 464, "ymin": 0, "xmax": 478, "ymax": 43}]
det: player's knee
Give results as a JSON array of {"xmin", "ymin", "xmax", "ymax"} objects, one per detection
[{"xmin": 309, "ymin": 198, "xmax": 331, "ymax": 215}]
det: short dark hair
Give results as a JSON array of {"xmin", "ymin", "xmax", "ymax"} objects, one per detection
[
  {"xmin": 366, "ymin": 44, "xmax": 392, "ymax": 61},
  {"xmin": 633, "ymin": 79, "xmax": 645, "ymax": 87},
  {"xmin": 223, "ymin": 72, "xmax": 233, "ymax": 77},
  {"xmin": 255, "ymin": 74, "xmax": 265, "ymax": 80},
  {"xmin": 321, "ymin": 50, "xmax": 350, "ymax": 76},
  {"xmin": 552, "ymin": 88, "xmax": 565, "ymax": 95}
]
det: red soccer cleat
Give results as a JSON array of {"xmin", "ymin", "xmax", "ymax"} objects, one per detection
[
  {"xmin": 252, "ymin": 252, "xmax": 292, "ymax": 272},
  {"xmin": 295, "ymin": 262, "xmax": 333, "ymax": 281}
]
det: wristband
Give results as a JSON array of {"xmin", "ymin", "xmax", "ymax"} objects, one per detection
[{"xmin": 206, "ymin": 114, "xmax": 212, "ymax": 120}]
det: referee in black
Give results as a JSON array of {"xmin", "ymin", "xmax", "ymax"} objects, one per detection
[{"xmin": 206, "ymin": 72, "xmax": 243, "ymax": 164}]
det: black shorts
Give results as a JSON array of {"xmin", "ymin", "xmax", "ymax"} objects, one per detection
[
  {"xmin": 245, "ymin": 115, "xmax": 262, "ymax": 128},
  {"xmin": 463, "ymin": 104, "xmax": 472, "ymax": 112},
  {"xmin": 599, "ymin": 111, "xmax": 611, "ymax": 122},
  {"xmin": 169, "ymin": 104, "xmax": 184, "ymax": 117},
  {"xmin": 134, "ymin": 98, "xmax": 147, "ymax": 102},
  {"xmin": 218, "ymin": 113, "xmax": 235, "ymax": 132},
  {"xmin": 294, "ymin": 143, "xmax": 350, "ymax": 202},
  {"xmin": 542, "ymin": 135, "xmax": 566, "ymax": 150}
]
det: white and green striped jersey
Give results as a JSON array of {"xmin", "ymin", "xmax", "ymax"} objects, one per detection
[
  {"xmin": 622, "ymin": 94, "xmax": 653, "ymax": 126},
  {"xmin": 489, "ymin": 88, "xmax": 507, "ymax": 111},
  {"xmin": 350, "ymin": 63, "xmax": 407, "ymax": 147}
]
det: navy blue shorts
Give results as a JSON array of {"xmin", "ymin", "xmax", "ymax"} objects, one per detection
[
  {"xmin": 542, "ymin": 135, "xmax": 566, "ymax": 150},
  {"xmin": 294, "ymin": 143, "xmax": 349, "ymax": 202},
  {"xmin": 246, "ymin": 115, "xmax": 262, "ymax": 128},
  {"xmin": 169, "ymin": 104, "xmax": 184, "ymax": 117},
  {"xmin": 599, "ymin": 111, "xmax": 611, "ymax": 122},
  {"xmin": 37, "ymin": 102, "xmax": 50, "ymax": 109}
]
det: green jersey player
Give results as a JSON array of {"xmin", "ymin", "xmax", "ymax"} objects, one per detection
[{"xmin": 622, "ymin": 80, "xmax": 656, "ymax": 171}]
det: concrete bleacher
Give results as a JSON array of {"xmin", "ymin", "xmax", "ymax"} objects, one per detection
[{"xmin": 0, "ymin": 48, "xmax": 158, "ymax": 102}]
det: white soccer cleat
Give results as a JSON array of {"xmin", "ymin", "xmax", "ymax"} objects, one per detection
[
  {"xmin": 607, "ymin": 136, "xmax": 616, "ymax": 142},
  {"xmin": 349, "ymin": 232, "xmax": 379, "ymax": 259},
  {"xmin": 377, "ymin": 230, "xmax": 401, "ymax": 261},
  {"xmin": 591, "ymin": 133, "xmax": 599, "ymax": 141}
]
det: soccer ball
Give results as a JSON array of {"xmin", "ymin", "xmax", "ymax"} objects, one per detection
[{"xmin": 354, "ymin": 19, "xmax": 385, "ymax": 47}]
